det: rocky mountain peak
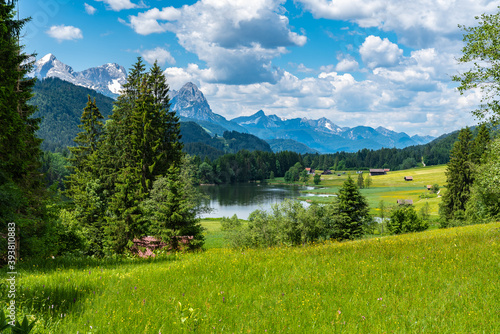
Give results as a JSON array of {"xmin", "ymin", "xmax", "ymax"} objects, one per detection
[{"xmin": 30, "ymin": 54, "xmax": 127, "ymax": 98}]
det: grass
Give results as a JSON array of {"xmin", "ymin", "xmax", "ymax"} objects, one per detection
[
  {"xmin": 295, "ymin": 165, "xmax": 447, "ymax": 216},
  {"xmin": 8, "ymin": 222, "xmax": 500, "ymax": 333}
]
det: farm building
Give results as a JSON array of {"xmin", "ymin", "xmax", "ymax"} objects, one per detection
[
  {"xmin": 305, "ymin": 168, "xmax": 315, "ymax": 174},
  {"xmin": 427, "ymin": 185, "xmax": 432, "ymax": 190},
  {"xmin": 322, "ymin": 170, "xmax": 332, "ymax": 175},
  {"xmin": 397, "ymin": 199, "xmax": 414, "ymax": 205},
  {"xmin": 370, "ymin": 169, "xmax": 386, "ymax": 176},
  {"xmin": 404, "ymin": 176, "xmax": 414, "ymax": 181}
]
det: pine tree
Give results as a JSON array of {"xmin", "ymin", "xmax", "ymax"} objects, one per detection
[
  {"xmin": 0, "ymin": 0, "xmax": 48, "ymax": 257},
  {"xmin": 141, "ymin": 165, "xmax": 204, "ymax": 251},
  {"xmin": 68, "ymin": 96, "xmax": 104, "ymax": 171},
  {"xmin": 334, "ymin": 176, "xmax": 369, "ymax": 240},
  {"xmin": 357, "ymin": 173, "xmax": 364, "ymax": 188},
  {"xmin": 439, "ymin": 127, "xmax": 474, "ymax": 223},
  {"xmin": 65, "ymin": 96, "xmax": 106, "ymax": 255},
  {"xmin": 471, "ymin": 124, "xmax": 490, "ymax": 164}
]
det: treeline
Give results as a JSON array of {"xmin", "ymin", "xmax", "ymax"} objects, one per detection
[{"xmin": 193, "ymin": 130, "xmax": 462, "ymax": 184}]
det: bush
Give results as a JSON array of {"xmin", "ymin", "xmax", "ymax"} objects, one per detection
[{"xmin": 388, "ymin": 205, "xmax": 429, "ymax": 234}]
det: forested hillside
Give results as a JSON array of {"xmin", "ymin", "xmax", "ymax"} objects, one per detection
[{"xmin": 30, "ymin": 77, "xmax": 114, "ymax": 152}]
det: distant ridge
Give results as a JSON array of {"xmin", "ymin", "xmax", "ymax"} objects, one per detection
[{"xmin": 231, "ymin": 110, "xmax": 436, "ymax": 153}]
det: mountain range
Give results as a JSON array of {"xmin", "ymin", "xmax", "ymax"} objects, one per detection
[
  {"xmin": 30, "ymin": 54, "xmax": 435, "ymax": 153},
  {"xmin": 30, "ymin": 54, "xmax": 127, "ymax": 98}
]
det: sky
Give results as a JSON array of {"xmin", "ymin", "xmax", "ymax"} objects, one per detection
[{"xmin": 20, "ymin": 0, "xmax": 500, "ymax": 136}]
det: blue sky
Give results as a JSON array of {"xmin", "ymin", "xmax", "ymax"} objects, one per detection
[{"xmin": 21, "ymin": 0, "xmax": 500, "ymax": 136}]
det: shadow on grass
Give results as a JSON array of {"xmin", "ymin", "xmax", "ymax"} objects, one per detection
[
  {"xmin": 13, "ymin": 253, "xmax": 180, "ymax": 274},
  {"xmin": 14, "ymin": 282, "xmax": 96, "ymax": 317}
]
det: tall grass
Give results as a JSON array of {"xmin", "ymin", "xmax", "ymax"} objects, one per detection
[{"xmin": 8, "ymin": 222, "xmax": 500, "ymax": 333}]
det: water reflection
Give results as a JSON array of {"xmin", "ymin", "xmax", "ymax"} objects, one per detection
[{"xmin": 198, "ymin": 183, "xmax": 316, "ymax": 219}]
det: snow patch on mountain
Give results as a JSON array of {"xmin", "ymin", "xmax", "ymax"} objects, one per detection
[{"xmin": 30, "ymin": 54, "xmax": 127, "ymax": 98}]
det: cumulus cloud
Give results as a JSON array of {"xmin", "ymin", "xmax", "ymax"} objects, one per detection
[
  {"xmin": 295, "ymin": 0, "xmax": 500, "ymax": 49},
  {"xmin": 84, "ymin": 3, "xmax": 97, "ymax": 15},
  {"xmin": 359, "ymin": 35, "xmax": 402, "ymax": 68},
  {"xmin": 141, "ymin": 47, "xmax": 176, "ymax": 66},
  {"xmin": 126, "ymin": 0, "xmax": 307, "ymax": 84},
  {"xmin": 335, "ymin": 56, "xmax": 359, "ymax": 72},
  {"xmin": 95, "ymin": 0, "xmax": 143, "ymax": 11},
  {"xmin": 46, "ymin": 25, "xmax": 83, "ymax": 42},
  {"xmin": 162, "ymin": 41, "xmax": 479, "ymax": 136}
]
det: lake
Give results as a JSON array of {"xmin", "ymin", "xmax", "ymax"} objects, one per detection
[{"xmin": 198, "ymin": 183, "xmax": 334, "ymax": 219}]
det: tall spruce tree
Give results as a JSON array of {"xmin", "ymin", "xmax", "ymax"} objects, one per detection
[
  {"xmin": 0, "ymin": 0, "xmax": 48, "ymax": 257},
  {"xmin": 65, "ymin": 96, "xmax": 106, "ymax": 255},
  {"xmin": 439, "ymin": 127, "xmax": 474, "ymax": 223},
  {"xmin": 471, "ymin": 124, "xmax": 490, "ymax": 164},
  {"xmin": 334, "ymin": 176, "xmax": 369, "ymax": 240},
  {"xmin": 94, "ymin": 58, "xmax": 184, "ymax": 253}
]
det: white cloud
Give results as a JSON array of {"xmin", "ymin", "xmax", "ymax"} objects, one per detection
[
  {"xmin": 141, "ymin": 47, "xmax": 176, "ymax": 66},
  {"xmin": 84, "ymin": 3, "xmax": 97, "ymax": 15},
  {"xmin": 335, "ymin": 56, "xmax": 359, "ymax": 72},
  {"xmin": 295, "ymin": 0, "xmax": 500, "ymax": 49},
  {"xmin": 95, "ymin": 0, "xmax": 143, "ymax": 11},
  {"xmin": 360, "ymin": 35, "xmax": 403, "ymax": 68},
  {"xmin": 126, "ymin": 0, "xmax": 306, "ymax": 84},
  {"xmin": 46, "ymin": 25, "xmax": 83, "ymax": 42}
]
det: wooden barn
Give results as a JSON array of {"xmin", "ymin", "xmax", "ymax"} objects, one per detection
[
  {"xmin": 404, "ymin": 176, "xmax": 414, "ymax": 181},
  {"xmin": 370, "ymin": 169, "xmax": 387, "ymax": 176}
]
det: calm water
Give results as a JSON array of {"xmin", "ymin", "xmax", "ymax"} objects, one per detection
[{"xmin": 198, "ymin": 183, "xmax": 321, "ymax": 219}]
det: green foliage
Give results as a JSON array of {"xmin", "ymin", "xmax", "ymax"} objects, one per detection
[
  {"xmin": 465, "ymin": 138, "xmax": 500, "ymax": 223},
  {"xmin": 357, "ymin": 173, "xmax": 364, "ymax": 189},
  {"xmin": 64, "ymin": 58, "xmax": 193, "ymax": 254},
  {"xmin": 300, "ymin": 169, "xmax": 309, "ymax": 184},
  {"xmin": 313, "ymin": 173, "xmax": 321, "ymax": 185},
  {"xmin": 30, "ymin": 78, "xmax": 114, "ymax": 152},
  {"xmin": 453, "ymin": 9, "xmax": 500, "ymax": 125},
  {"xmin": 284, "ymin": 162, "xmax": 302, "ymax": 182},
  {"xmin": 220, "ymin": 214, "xmax": 245, "ymax": 248},
  {"xmin": 11, "ymin": 315, "xmax": 36, "ymax": 334},
  {"xmin": 0, "ymin": 0, "xmax": 56, "ymax": 258},
  {"xmin": 229, "ymin": 200, "xmax": 340, "ymax": 248},
  {"xmin": 431, "ymin": 184, "xmax": 440, "ymax": 194},
  {"xmin": 400, "ymin": 157, "xmax": 417, "ymax": 170},
  {"xmin": 198, "ymin": 162, "xmax": 215, "ymax": 184},
  {"xmin": 439, "ymin": 127, "xmax": 474, "ymax": 223},
  {"xmin": 335, "ymin": 176, "xmax": 370, "ymax": 240},
  {"xmin": 364, "ymin": 174, "xmax": 372, "ymax": 188},
  {"xmin": 388, "ymin": 205, "xmax": 429, "ymax": 234},
  {"xmin": 222, "ymin": 131, "xmax": 273, "ymax": 153}
]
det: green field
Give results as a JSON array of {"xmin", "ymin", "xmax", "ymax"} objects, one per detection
[
  {"xmin": 11, "ymin": 222, "xmax": 500, "ymax": 333},
  {"xmin": 292, "ymin": 165, "xmax": 446, "ymax": 216}
]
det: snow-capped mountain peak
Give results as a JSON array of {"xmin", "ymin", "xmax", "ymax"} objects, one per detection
[{"xmin": 30, "ymin": 54, "xmax": 127, "ymax": 98}]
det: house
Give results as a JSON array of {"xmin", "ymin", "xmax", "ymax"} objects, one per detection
[
  {"xmin": 427, "ymin": 185, "xmax": 432, "ymax": 190},
  {"xmin": 404, "ymin": 176, "xmax": 414, "ymax": 181},
  {"xmin": 397, "ymin": 199, "xmax": 414, "ymax": 205},
  {"xmin": 321, "ymin": 170, "xmax": 332, "ymax": 175},
  {"xmin": 305, "ymin": 168, "xmax": 315, "ymax": 175},
  {"xmin": 370, "ymin": 169, "xmax": 386, "ymax": 176}
]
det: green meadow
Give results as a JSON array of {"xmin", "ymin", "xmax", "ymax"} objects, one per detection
[
  {"xmin": 10, "ymin": 222, "xmax": 500, "ymax": 333},
  {"xmin": 292, "ymin": 165, "xmax": 446, "ymax": 216}
]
